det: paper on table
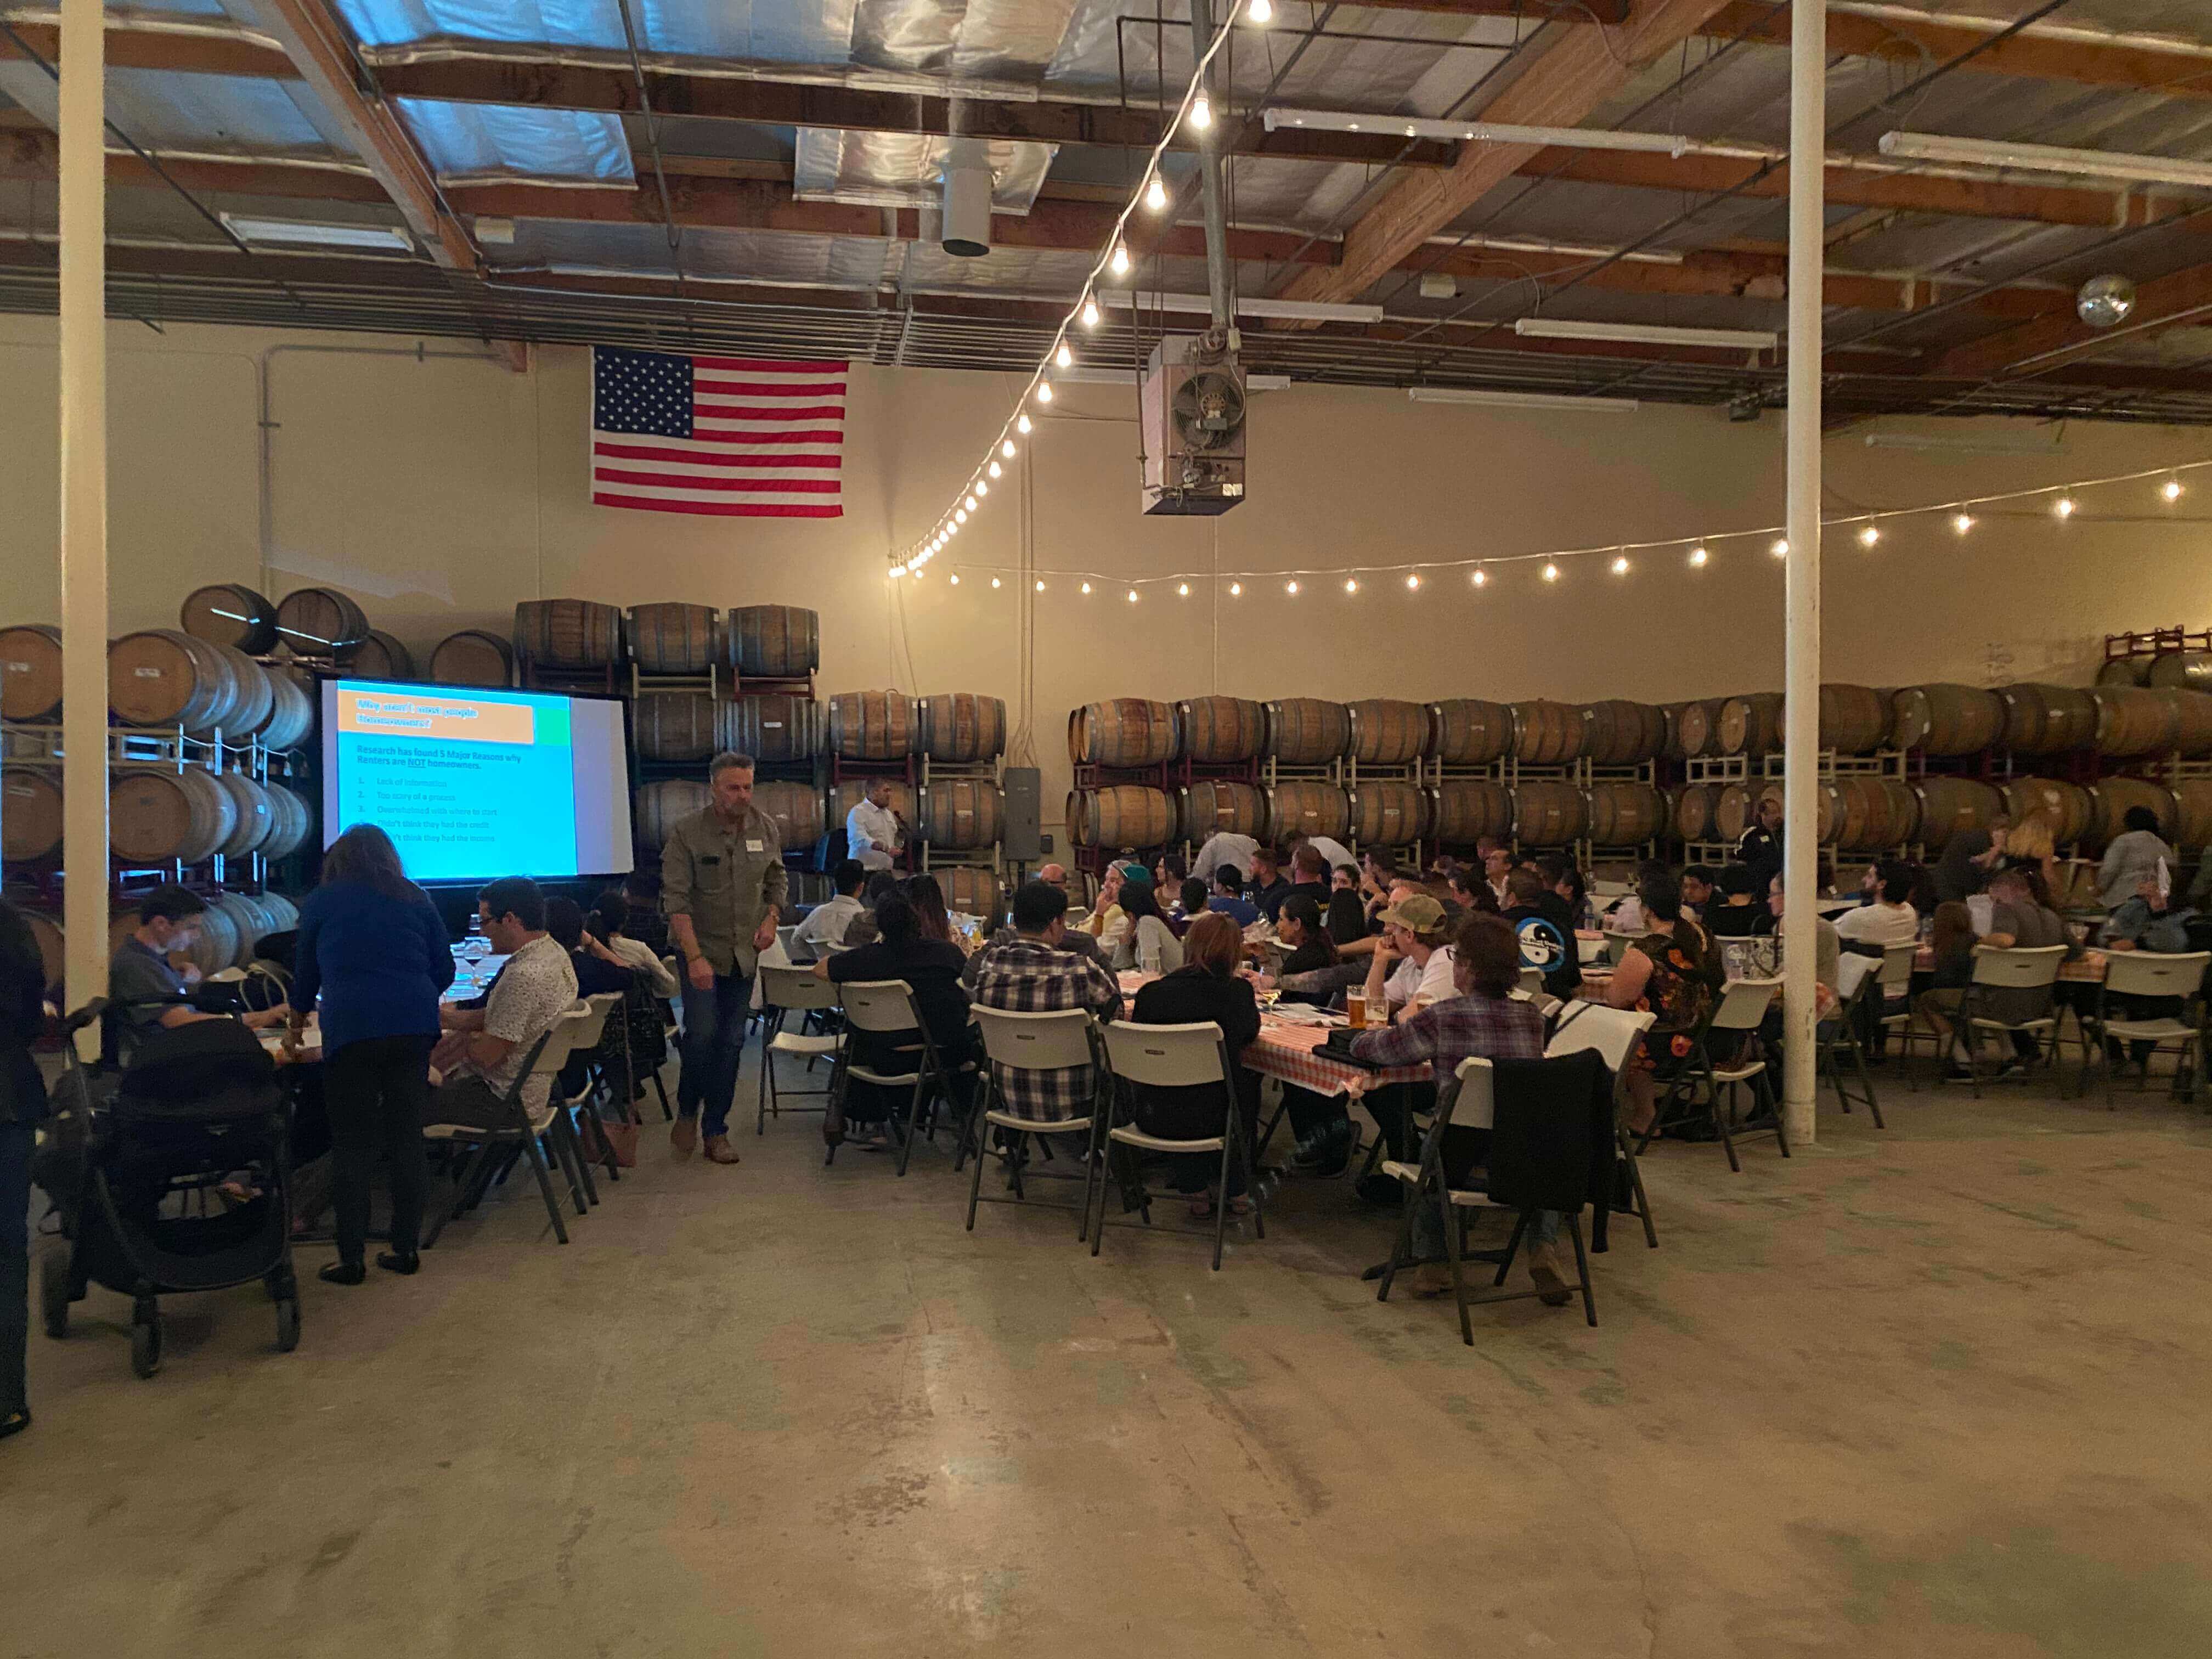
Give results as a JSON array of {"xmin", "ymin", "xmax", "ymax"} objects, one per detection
[{"xmin": 1266, "ymin": 1005, "xmax": 1343, "ymax": 1027}]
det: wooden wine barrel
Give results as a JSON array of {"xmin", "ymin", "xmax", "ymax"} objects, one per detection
[
  {"xmin": 1346, "ymin": 699, "xmax": 1429, "ymax": 766},
  {"xmin": 1511, "ymin": 781, "xmax": 1585, "ymax": 847},
  {"xmin": 340, "ymin": 630, "xmax": 414, "ymax": 682},
  {"xmin": 24, "ymin": 911, "xmax": 61, "ymax": 994},
  {"xmin": 257, "ymin": 890, "xmax": 300, "ymax": 933},
  {"xmin": 1818, "ymin": 685, "xmax": 1891, "ymax": 754},
  {"xmin": 754, "ymin": 781, "xmax": 825, "ymax": 851},
  {"xmin": 110, "ymin": 767, "xmax": 238, "ymax": 865},
  {"xmin": 212, "ymin": 771, "xmax": 275, "ymax": 859},
  {"xmin": 833, "ymin": 779, "xmax": 915, "ymax": 833},
  {"xmin": 633, "ymin": 691, "xmax": 720, "ymax": 763},
  {"xmin": 828, "ymin": 691, "xmax": 916, "ymax": 760},
  {"xmin": 626, "ymin": 604, "xmax": 722, "ymax": 675},
  {"xmin": 227, "ymin": 653, "xmax": 277, "ymax": 740},
  {"xmin": 634, "ymin": 779, "xmax": 710, "ymax": 857},
  {"xmin": 1671, "ymin": 783, "xmax": 1722, "ymax": 843},
  {"xmin": 1069, "ymin": 786, "xmax": 1176, "ymax": 849},
  {"xmin": 108, "ymin": 631, "xmax": 252, "ymax": 733},
  {"xmin": 1348, "ymin": 780, "xmax": 1429, "ymax": 847},
  {"xmin": 2087, "ymin": 778, "xmax": 2177, "ymax": 845},
  {"xmin": 1180, "ymin": 781, "xmax": 1267, "ymax": 842},
  {"xmin": 1669, "ymin": 698, "xmax": 1728, "ymax": 760},
  {"xmin": 1265, "ymin": 781, "xmax": 1351, "ymax": 843},
  {"xmin": 1585, "ymin": 782, "xmax": 1666, "ymax": 845},
  {"xmin": 259, "ymin": 667, "xmax": 315, "ymax": 753},
  {"xmin": 1068, "ymin": 699, "xmax": 1176, "ymax": 767},
  {"xmin": 514, "ymin": 599, "xmax": 623, "ymax": 668},
  {"xmin": 259, "ymin": 786, "xmax": 313, "ymax": 860},
  {"xmin": 430, "ymin": 629, "xmax": 514, "ymax": 689},
  {"xmin": 2002, "ymin": 777, "xmax": 2094, "ymax": 848},
  {"xmin": 1915, "ymin": 777, "xmax": 2005, "ymax": 845},
  {"xmin": 208, "ymin": 893, "xmax": 268, "ymax": 971},
  {"xmin": 1176, "ymin": 696, "xmax": 1267, "ymax": 764},
  {"xmin": 1713, "ymin": 783, "xmax": 1760, "ymax": 845},
  {"xmin": 1509, "ymin": 701, "xmax": 1584, "ymax": 765},
  {"xmin": 180, "ymin": 583, "xmax": 278, "ymax": 656},
  {"xmin": 2162, "ymin": 688, "xmax": 2212, "ymax": 758},
  {"xmin": 724, "ymin": 695, "xmax": 823, "ymax": 765},
  {"xmin": 920, "ymin": 693, "xmax": 1008, "ymax": 763},
  {"xmin": 2149, "ymin": 652, "xmax": 2212, "ymax": 693},
  {"xmin": 2096, "ymin": 657, "xmax": 2149, "ymax": 687},
  {"xmin": 1887, "ymin": 684, "xmax": 2005, "ymax": 756},
  {"xmin": 2171, "ymin": 780, "xmax": 2212, "ymax": 849},
  {"xmin": 729, "ymin": 606, "xmax": 820, "ymax": 679},
  {"xmin": 175, "ymin": 900, "xmax": 239, "ymax": 980},
  {"xmin": 1430, "ymin": 780, "xmax": 1512, "ymax": 846},
  {"xmin": 1580, "ymin": 701, "xmax": 1668, "ymax": 766},
  {"xmin": 1263, "ymin": 698, "xmax": 1350, "ymax": 764},
  {"xmin": 1724, "ymin": 781, "xmax": 1841, "ymax": 847},
  {"xmin": 2087, "ymin": 686, "xmax": 2181, "ymax": 758},
  {"xmin": 1716, "ymin": 693, "xmax": 1784, "ymax": 757},
  {"xmin": 1997, "ymin": 684, "xmax": 2096, "ymax": 755},
  {"xmin": 1428, "ymin": 699, "xmax": 1512, "ymax": 766},
  {"xmin": 920, "ymin": 780, "xmax": 1003, "ymax": 848},
  {"xmin": 0, "ymin": 625, "xmax": 63, "ymax": 722},
  {"xmin": 275, "ymin": 587, "xmax": 369, "ymax": 655},
  {"xmin": 936, "ymin": 867, "xmax": 1003, "ymax": 920},
  {"xmin": 1829, "ymin": 777, "xmax": 1921, "ymax": 850},
  {"xmin": 1, "ymin": 765, "xmax": 61, "ymax": 860}
]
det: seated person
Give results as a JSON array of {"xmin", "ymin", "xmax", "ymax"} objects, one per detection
[
  {"xmin": 546, "ymin": 896, "xmax": 636, "ymax": 998},
  {"xmin": 791, "ymin": 859, "xmax": 867, "ymax": 962},
  {"xmin": 1172, "ymin": 876, "xmax": 1211, "ymax": 937},
  {"xmin": 1679, "ymin": 865, "xmax": 1717, "ymax": 922},
  {"xmin": 1594, "ymin": 870, "xmax": 1715, "ymax": 1138},
  {"xmin": 1267, "ymin": 895, "xmax": 1358, "ymax": 1177},
  {"xmin": 841, "ymin": 871, "xmax": 905, "ymax": 949},
  {"xmin": 426, "ymin": 877, "xmax": 578, "ymax": 1130},
  {"xmin": 588, "ymin": 889, "xmax": 678, "ymax": 999},
  {"xmin": 1536, "ymin": 855, "xmax": 1592, "ymax": 932},
  {"xmin": 1835, "ymin": 858, "xmax": 1920, "ymax": 949},
  {"xmin": 1206, "ymin": 868, "xmax": 1261, "ymax": 929},
  {"xmin": 970, "ymin": 881, "xmax": 1124, "ymax": 1124},
  {"xmin": 1482, "ymin": 847, "xmax": 1513, "ymax": 909},
  {"xmin": 108, "ymin": 883, "xmax": 286, "ymax": 1059},
  {"xmin": 1246, "ymin": 847, "xmax": 1291, "ymax": 922},
  {"xmin": 963, "ymin": 865, "xmax": 1107, "ymax": 985},
  {"xmin": 1126, "ymin": 914, "xmax": 1263, "ymax": 1214},
  {"xmin": 1362, "ymin": 894, "xmax": 1459, "ymax": 1026},
  {"xmin": 2097, "ymin": 874, "xmax": 2199, "ymax": 1081},
  {"xmin": 1701, "ymin": 864, "xmax": 1769, "ymax": 939},
  {"xmin": 818, "ymin": 891, "xmax": 980, "ymax": 1138},
  {"xmin": 1109, "ymin": 877, "xmax": 1185, "ymax": 975},
  {"xmin": 1500, "ymin": 867, "xmax": 1582, "ymax": 1000}
]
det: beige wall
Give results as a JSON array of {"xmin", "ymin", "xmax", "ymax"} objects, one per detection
[{"xmin": 5, "ymin": 314, "xmax": 2210, "ymax": 837}]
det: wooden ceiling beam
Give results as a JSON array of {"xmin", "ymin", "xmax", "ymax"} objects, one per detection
[{"xmin": 1927, "ymin": 235, "xmax": 2212, "ymax": 384}]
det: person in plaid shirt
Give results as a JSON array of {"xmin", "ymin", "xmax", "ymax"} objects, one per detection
[{"xmin": 970, "ymin": 882, "xmax": 1124, "ymax": 1122}]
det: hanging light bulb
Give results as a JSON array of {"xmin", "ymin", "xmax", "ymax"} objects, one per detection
[
  {"xmin": 1286, "ymin": 580, "xmax": 1299, "ymax": 596},
  {"xmin": 2053, "ymin": 495, "xmax": 2076, "ymax": 518},
  {"xmin": 1081, "ymin": 297, "xmax": 1100, "ymax": 329},
  {"xmin": 1002, "ymin": 437, "xmax": 1017, "ymax": 458},
  {"xmin": 1035, "ymin": 579, "xmax": 1046, "ymax": 592},
  {"xmin": 1017, "ymin": 413, "xmax": 1032, "ymax": 435},
  {"xmin": 1146, "ymin": 174, "xmax": 1168, "ymax": 212},
  {"xmin": 989, "ymin": 575, "xmax": 1001, "ymax": 589},
  {"xmin": 946, "ymin": 520, "xmax": 958, "ymax": 535},
  {"xmin": 1471, "ymin": 568, "xmax": 1487, "ymax": 587},
  {"xmin": 1344, "ymin": 578, "xmax": 1359, "ymax": 594},
  {"xmin": 950, "ymin": 573, "xmax": 961, "ymax": 585},
  {"xmin": 1190, "ymin": 94, "xmax": 1212, "ymax": 130},
  {"xmin": 1770, "ymin": 538, "xmax": 1788, "ymax": 557},
  {"xmin": 889, "ymin": 565, "xmax": 907, "ymax": 578},
  {"xmin": 1176, "ymin": 582, "xmax": 1190, "ymax": 596},
  {"xmin": 1080, "ymin": 581, "xmax": 1092, "ymax": 595},
  {"xmin": 954, "ymin": 508, "xmax": 967, "ymax": 524},
  {"xmin": 1110, "ymin": 241, "xmax": 1131, "ymax": 276},
  {"xmin": 1858, "ymin": 524, "xmax": 1880, "ymax": 547},
  {"xmin": 1688, "ymin": 546, "xmax": 1708, "ymax": 567},
  {"xmin": 975, "ymin": 480, "xmax": 988, "ymax": 497},
  {"xmin": 1056, "ymin": 340, "xmax": 1073, "ymax": 369},
  {"xmin": 1405, "ymin": 573, "xmax": 1420, "ymax": 590},
  {"xmin": 1036, "ymin": 380, "xmax": 1054, "ymax": 404},
  {"xmin": 1228, "ymin": 582, "xmax": 1242, "ymax": 596},
  {"xmin": 1541, "ymin": 563, "xmax": 1559, "ymax": 582},
  {"xmin": 964, "ymin": 494, "xmax": 977, "ymax": 512},
  {"xmin": 1952, "ymin": 511, "xmax": 1974, "ymax": 535},
  {"xmin": 1610, "ymin": 555, "xmax": 1630, "ymax": 575},
  {"xmin": 2163, "ymin": 477, "xmax": 2185, "ymax": 502},
  {"xmin": 1127, "ymin": 589, "xmax": 1139, "ymax": 603},
  {"xmin": 988, "ymin": 460, "xmax": 1002, "ymax": 479},
  {"xmin": 1248, "ymin": 0, "xmax": 1272, "ymax": 20}
]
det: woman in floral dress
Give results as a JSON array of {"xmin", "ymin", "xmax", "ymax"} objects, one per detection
[{"xmin": 1596, "ymin": 870, "xmax": 1714, "ymax": 1136}]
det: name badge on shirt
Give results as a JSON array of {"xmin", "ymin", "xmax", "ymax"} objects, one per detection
[{"xmin": 746, "ymin": 839, "xmax": 764, "ymax": 853}]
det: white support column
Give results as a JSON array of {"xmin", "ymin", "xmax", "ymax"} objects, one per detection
[
  {"xmin": 59, "ymin": 0, "xmax": 108, "ymax": 1048},
  {"xmin": 1780, "ymin": 0, "xmax": 1824, "ymax": 1143}
]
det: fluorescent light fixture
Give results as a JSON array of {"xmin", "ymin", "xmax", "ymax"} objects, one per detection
[
  {"xmin": 1407, "ymin": 386, "xmax": 1640, "ymax": 414},
  {"xmin": 1264, "ymin": 107, "xmax": 1701, "ymax": 157},
  {"xmin": 1878, "ymin": 131, "xmax": 2212, "ymax": 190},
  {"xmin": 219, "ymin": 213, "xmax": 414, "ymax": 253},
  {"xmin": 1097, "ymin": 290, "xmax": 1382, "ymax": 324},
  {"xmin": 1059, "ymin": 364, "xmax": 1291, "ymax": 390},
  {"xmin": 1861, "ymin": 430, "xmax": 2066, "ymax": 456},
  {"xmin": 1515, "ymin": 318, "xmax": 1778, "ymax": 351}
]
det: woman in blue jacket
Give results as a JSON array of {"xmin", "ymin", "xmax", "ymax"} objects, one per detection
[{"xmin": 287, "ymin": 825, "xmax": 454, "ymax": 1284}]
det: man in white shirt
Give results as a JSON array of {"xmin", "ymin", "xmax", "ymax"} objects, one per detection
[
  {"xmin": 1190, "ymin": 830, "xmax": 1260, "ymax": 884},
  {"xmin": 1483, "ymin": 846, "xmax": 1514, "ymax": 909},
  {"xmin": 1361, "ymin": 893, "xmax": 1458, "ymax": 1020},
  {"xmin": 789, "ymin": 859, "xmax": 867, "ymax": 962},
  {"xmin": 1834, "ymin": 858, "xmax": 1920, "ymax": 947},
  {"xmin": 844, "ymin": 779, "xmax": 905, "ymax": 873}
]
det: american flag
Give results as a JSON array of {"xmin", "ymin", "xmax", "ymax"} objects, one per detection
[{"xmin": 590, "ymin": 347, "xmax": 847, "ymax": 518}]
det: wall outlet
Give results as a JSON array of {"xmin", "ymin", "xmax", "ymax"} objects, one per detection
[{"xmin": 1040, "ymin": 833, "xmax": 1054, "ymax": 854}]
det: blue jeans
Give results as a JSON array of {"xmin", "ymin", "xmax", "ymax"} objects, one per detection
[
  {"xmin": 1, "ymin": 1120, "xmax": 31, "ymax": 1420},
  {"xmin": 676, "ymin": 972, "xmax": 753, "ymax": 1139},
  {"xmin": 1412, "ymin": 1198, "xmax": 1558, "ymax": 1262}
]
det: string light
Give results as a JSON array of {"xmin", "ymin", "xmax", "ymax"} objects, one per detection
[
  {"xmin": 1127, "ymin": 589, "xmax": 1139, "ymax": 603},
  {"xmin": 1770, "ymin": 538, "xmax": 1788, "ymax": 557},
  {"xmin": 1689, "ymin": 546, "xmax": 1708, "ymax": 567},
  {"xmin": 1081, "ymin": 298, "xmax": 1100, "ymax": 328},
  {"xmin": 1146, "ymin": 175, "xmax": 1168, "ymax": 212},
  {"xmin": 974, "ymin": 480, "xmax": 988, "ymax": 496},
  {"xmin": 954, "ymin": 507, "xmax": 967, "ymax": 523},
  {"xmin": 964, "ymin": 495, "xmax": 977, "ymax": 511},
  {"xmin": 1953, "ymin": 512, "xmax": 1974, "ymax": 534},
  {"xmin": 1858, "ymin": 524, "xmax": 1880, "ymax": 547},
  {"xmin": 1177, "ymin": 582, "xmax": 1190, "ymax": 596},
  {"xmin": 1081, "ymin": 581, "xmax": 1092, "ymax": 594},
  {"xmin": 1110, "ymin": 242, "xmax": 1131, "ymax": 276},
  {"xmin": 2053, "ymin": 495, "xmax": 2076, "ymax": 518},
  {"xmin": 988, "ymin": 460, "xmax": 1002, "ymax": 479},
  {"xmin": 1189, "ymin": 94, "xmax": 1212, "ymax": 130},
  {"xmin": 1228, "ymin": 582, "xmax": 1242, "ymax": 596},
  {"xmin": 1017, "ymin": 414, "xmax": 1031, "ymax": 435},
  {"xmin": 2164, "ymin": 477, "xmax": 2185, "ymax": 502},
  {"xmin": 1344, "ymin": 578, "xmax": 1359, "ymax": 593},
  {"xmin": 1036, "ymin": 380, "xmax": 1053, "ymax": 404},
  {"xmin": 1248, "ymin": 0, "xmax": 1272, "ymax": 19},
  {"xmin": 950, "ymin": 573, "xmax": 961, "ymax": 585},
  {"xmin": 1286, "ymin": 580, "xmax": 1300, "ymax": 595},
  {"xmin": 989, "ymin": 575, "xmax": 1001, "ymax": 589},
  {"xmin": 1472, "ymin": 568, "xmax": 1487, "ymax": 586},
  {"xmin": 1056, "ymin": 341, "xmax": 1073, "ymax": 369},
  {"xmin": 1541, "ymin": 563, "xmax": 1559, "ymax": 582},
  {"xmin": 1610, "ymin": 555, "xmax": 1630, "ymax": 575},
  {"xmin": 1405, "ymin": 573, "xmax": 1420, "ymax": 589},
  {"xmin": 1035, "ymin": 579, "xmax": 1046, "ymax": 591}
]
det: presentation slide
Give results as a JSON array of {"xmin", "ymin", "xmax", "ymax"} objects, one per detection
[{"xmin": 320, "ymin": 680, "xmax": 634, "ymax": 883}]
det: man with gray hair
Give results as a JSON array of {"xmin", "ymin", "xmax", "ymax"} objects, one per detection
[{"xmin": 662, "ymin": 751, "xmax": 787, "ymax": 1164}]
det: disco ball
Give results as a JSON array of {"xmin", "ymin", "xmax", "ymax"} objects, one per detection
[{"xmin": 2076, "ymin": 273, "xmax": 2137, "ymax": 329}]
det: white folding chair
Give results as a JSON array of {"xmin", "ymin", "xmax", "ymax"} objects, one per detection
[
  {"xmin": 2075, "ymin": 950, "xmax": 2207, "ymax": 1107},
  {"xmin": 755, "ymin": 962, "xmax": 844, "ymax": 1134},
  {"xmin": 833, "ymin": 979, "xmax": 956, "ymax": 1176},
  {"xmin": 961, "ymin": 1007, "xmax": 1107, "ymax": 1235},
  {"xmin": 1546, "ymin": 1003, "xmax": 1660, "ymax": 1248},
  {"xmin": 1516, "ymin": 967, "xmax": 1546, "ymax": 996},
  {"xmin": 1576, "ymin": 935, "xmax": 1609, "ymax": 966},
  {"xmin": 552, "ymin": 991, "xmax": 624, "ymax": 1195},
  {"xmin": 1093, "ymin": 1021, "xmax": 1263, "ymax": 1272},
  {"xmin": 422, "ymin": 1008, "xmax": 586, "ymax": 1248},
  {"xmin": 1602, "ymin": 932, "xmax": 1649, "ymax": 968},
  {"xmin": 1957, "ymin": 945, "xmax": 2067, "ymax": 1097},
  {"xmin": 1872, "ymin": 941, "xmax": 1928, "ymax": 1086},
  {"xmin": 1649, "ymin": 977, "xmax": 1784, "ymax": 1172}
]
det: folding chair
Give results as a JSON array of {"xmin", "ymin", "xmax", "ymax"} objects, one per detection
[
  {"xmin": 1821, "ymin": 953, "xmax": 1886, "ymax": 1128},
  {"xmin": 1092, "ymin": 1021, "xmax": 1265, "ymax": 1272},
  {"xmin": 1602, "ymin": 932, "xmax": 1648, "ymax": 968},
  {"xmin": 1871, "ymin": 942, "xmax": 1927, "ymax": 1088},
  {"xmin": 961, "ymin": 1007, "xmax": 1108, "ymax": 1236},
  {"xmin": 2074, "ymin": 950, "xmax": 2207, "ymax": 1108},
  {"xmin": 1544, "ymin": 1002, "xmax": 1659, "ymax": 1248},
  {"xmin": 755, "ymin": 962, "xmax": 844, "ymax": 1134},
  {"xmin": 831, "ymin": 979, "xmax": 957, "ymax": 1176},
  {"xmin": 1516, "ymin": 967, "xmax": 1546, "ymax": 996},
  {"xmin": 1647, "ymin": 977, "xmax": 1785, "ymax": 1172},
  {"xmin": 1377, "ymin": 1051, "xmax": 1610, "ymax": 1338},
  {"xmin": 1955, "ymin": 945, "xmax": 2067, "ymax": 1097},
  {"xmin": 422, "ymin": 1010, "xmax": 585, "ymax": 1248},
  {"xmin": 552, "ymin": 992, "xmax": 624, "ymax": 1196}
]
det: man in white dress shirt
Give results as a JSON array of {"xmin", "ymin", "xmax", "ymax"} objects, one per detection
[
  {"xmin": 1190, "ymin": 830, "xmax": 1260, "ymax": 884},
  {"xmin": 844, "ymin": 779, "xmax": 905, "ymax": 873}
]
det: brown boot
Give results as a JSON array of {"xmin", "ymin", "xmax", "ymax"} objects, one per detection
[
  {"xmin": 1526, "ymin": 1242, "xmax": 1573, "ymax": 1307},
  {"xmin": 1409, "ymin": 1261, "xmax": 1455, "ymax": 1299},
  {"xmin": 702, "ymin": 1134, "xmax": 741, "ymax": 1165},
  {"xmin": 670, "ymin": 1116, "xmax": 697, "ymax": 1155}
]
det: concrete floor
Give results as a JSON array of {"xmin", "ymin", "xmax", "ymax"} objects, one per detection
[{"xmin": 8, "ymin": 1052, "xmax": 2212, "ymax": 1658}]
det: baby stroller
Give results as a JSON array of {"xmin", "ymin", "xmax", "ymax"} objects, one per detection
[{"xmin": 37, "ymin": 998, "xmax": 301, "ymax": 1378}]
